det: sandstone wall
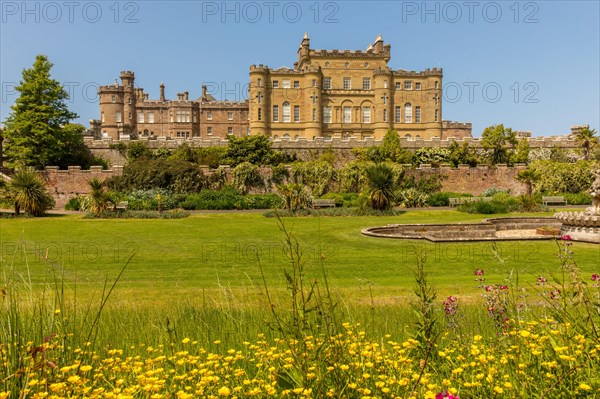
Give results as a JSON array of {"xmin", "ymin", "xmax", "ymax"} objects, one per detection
[{"xmin": 84, "ymin": 136, "xmax": 579, "ymax": 168}]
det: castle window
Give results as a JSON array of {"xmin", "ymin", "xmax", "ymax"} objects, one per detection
[
  {"xmin": 343, "ymin": 107, "xmax": 352, "ymax": 123},
  {"xmin": 395, "ymin": 106, "xmax": 401, "ymax": 123},
  {"xmin": 227, "ymin": 111, "xmax": 233, "ymax": 120},
  {"xmin": 383, "ymin": 80, "xmax": 388, "ymax": 88},
  {"xmin": 272, "ymin": 80, "xmax": 279, "ymax": 88},
  {"xmin": 323, "ymin": 77, "xmax": 331, "ymax": 89},
  {"xmin": 362, "ymin": 107, "xmax": 371, "ymax": 123},
  {"xmin": 312, "ymin": 108, "xmax": 316, "ymax": 122},
  {"xmin": 101, "ymin": 112, "xmax": 105, "ymax": 123},
  {"xmin": 395, "ymin": 82, "xmax": 401, "ymax": 90},
  {"xmin": 207, "ymin": 127, "xmax": 213, "ymax": 135},
  {"xmin": 128, "ymin": 112, "xmax": 132, "ymax": 120},
  {"xmin": 404, "ymin": 103, "xmax": 412, "ymax": 123},
  {"xmin": 137, "ymin": 112, "xmax": 144, "ymax": 123},
  {"xmin": 312, "ymin": 79, "xmax": 316, "ymax": 87},
  {"xmin": 228, "ymin": 127, "xmax": 233, "ymax": 135},
  {"xmin": 257, "ymin": 78, "xmax": 262, "ymax": 87},
  {"xmin": 343, "ymin": 77, "xmax": 351, "ymax": 90},
  {"xmin": 116, "ymin": 112, "xmax": 122, "ymax": 123},
  {"xmin": 272, "ymin": 105, "xmax": 279, "ymax": 122},
  {"xmin": 323, "ymin": 106, "xmax": 332, "ymax": 123},
  {"xmin": 148, "ymin": 112, "xmax": 154, "ymax": 123},
  {"xmin": 282, "ymin": 134, "xmax": 290, "ymax": 140},
  {"xmin": 435, "ymin": 109, "xmax": 439, "ymax": 122},
  {"xmin": 207, "ymin": 111, "xmax": 213, "ymax": 120},
  {"xmin": 102, "ymin": 131, "xmax": 108, "ymax": 138},
  {"xmin": 415, "ymin": 106, "xmax": 421, "ymax": 123},
  {"xmin": 282, "ymin": 80, "xmax": 291, "ymax": 89},
  {"xmin": 193, "ymin": 113, "xmax": 197, "ymax": 123},
  {"xmin": 435, "ymin": 81, "xmax": 439, "ymax": 89},
  {"xmin": 383, "ymin": 109, "xmax": 387, "ymax": 122},
  {"xmin": 111, "ymin": 95, "xmax": 116, "ymax": 103},
  {"xmin": 282, "ymin": 102, "xmax": 291, "ymax": 123},
  {"xmin": 293, "ymin": 81, "xmax": 300, "ymax": 89},
  {"xmin": 415, "ymin": 82, "xmax": 422, "ymax": 90},
  {"xmin": 128, "ymin": 98, "xmax": 132, "ymax": 104},
  {"xmin": 435, "ymin": 95, "xmax": 439, "ymax": 105},
  {"xmin": 294, "ymin": 105, "xmax": 300, "ymax": 122},
  {"xmin": 363, "ymin": 78, "xmax": 371, "ymax": 90},
  {"xmin": 404, "ymin": 81, "xmax": 412, "ymax": 90},
  {"xmin": 258, "ymin": 108, "xmax": 262, "ymax": 121}
]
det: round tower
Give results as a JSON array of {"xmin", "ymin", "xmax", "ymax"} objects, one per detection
[
  {"xmin": 98, "ymin": 84, "xmax": 124, "ymax": 140},
  {"xmin": 249, "ymin": 65, "xmax": 270, "ymax": 136},
  {"xmin": 120, "ymin": 71, "xmax": 137, "ymax": 138},
  {"xmin": 303, "ymin": 66, "xmax": 322, "ymax": 139},
  {"xmin": 373, "ymin": 68, "xmax": 394, "ymax": 139}
]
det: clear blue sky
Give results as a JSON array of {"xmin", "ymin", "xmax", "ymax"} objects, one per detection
[{"xmin": 1, "ymin": 0, "xmax": 598, "ymax": 136}]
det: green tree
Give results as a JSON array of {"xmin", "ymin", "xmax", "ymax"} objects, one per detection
[
  {"xmin": 127, "ymin": 141, "xmax": 154, "ymax": 161},
  {"xmin": 379, "ymin": 129, "xmax": 412, "ymax": 163},
  {"xmin": 574, "ymin": 127, "xmax": 598, "ymax": 161},
  {"xmin": 2, "ymin": 55, "xmax": 78, "ymax": 169},
  {"xmin": 365, "ymin": 163, "xmax": 397, "ymax": 210},
  {"xmin": 8, "ymin": 169, "xmax": 55, "ymax": 216},
  {"xmin": 448, "ymin": 141, "xmax": 479, "ymax": 167},
  {"xmin": 481, "ymin": 124, "xmax": 518, "ymax": 165},
  {"xmin": 224, "ymin": 135, "xmax": 290, "ymax": 166},
  {"xmin": 510, "ymin": 138, "xmax": 530, "ymax": 165}
]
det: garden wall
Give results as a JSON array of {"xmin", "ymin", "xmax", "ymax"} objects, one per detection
[
  {"xmin": 40, "ymin": 164, "xmax": 527, "ymax": 209},
  {"xmin": 83, "ymin": 136, "xmax": 579, "ymax": 167}
]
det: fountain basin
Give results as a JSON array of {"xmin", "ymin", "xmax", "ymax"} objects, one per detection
[{"xmin": 362, "ymin": 217, "xmax": 563, "ymax": 242}]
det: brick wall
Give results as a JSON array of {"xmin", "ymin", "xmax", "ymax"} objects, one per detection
[
  {"xmin": 40, "ymin": 164, "xmax": 527, "ymax": 209},
  {"xmin": 40, "ymin": 166, "xmax": 123, "ymax": 209}
]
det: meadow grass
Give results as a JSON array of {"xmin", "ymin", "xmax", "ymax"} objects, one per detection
[
  {"xmin": 1, "ymin": 209, "xmax": 599, "ymax": 397},
  {"xmin": 1, "ymin": 209, "xmax": 598, "ymax": 304}
]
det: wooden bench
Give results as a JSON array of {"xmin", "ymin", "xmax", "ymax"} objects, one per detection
[
  {"xmin": 449, "ymin": 197, "xmax": 493, "ymax": 207},
  {"xmin": 312, "ymin": 199, "xmax": 336, "ymax": 209},
  {"xmin": 115, "ymin": 201, "xmax": 129, "ymax": 211},
  {"xmin": 542, "ymin": 196, "xmax": 567, "ymax": 206}
]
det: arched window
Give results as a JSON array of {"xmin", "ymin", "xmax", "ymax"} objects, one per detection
[
  {"xmin": 294, "ymin": 135, "xmax": 300, "ymax": 140},
  {"xmin": 282, "ymin": 102, "xmax": 291, "ymax": 123},
  {"xmin": 405, "ymin": 134, "xmax": 412, "ymax": 139},
  {"xmin": 404, "ymin": 103, "xmax": 412, "ymax": 123},
  {"xmin": 273, "ymin": 135, "xmax": 279, "ymax": 140},
  {"xmin": 282, "ymin": 133, "xmax": 290, "ymax": 140}
]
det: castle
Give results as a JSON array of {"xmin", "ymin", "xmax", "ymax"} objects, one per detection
[{"xmin": 95, "ymin": 34, "xmax": 472, "ymax": 141}]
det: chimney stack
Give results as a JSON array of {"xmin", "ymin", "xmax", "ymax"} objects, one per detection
[
  {"xmin": 160, "ymin": 82, "xmax": 165, "ymax": 101},
  {"xmin": 202, "ymin": 84, "xmax": 207, "ymax": 101}
]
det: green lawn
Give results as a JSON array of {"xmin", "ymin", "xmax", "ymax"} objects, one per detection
[{"xmin": 1, "ymin": 209, "xmax": 598, "ymax": 309}]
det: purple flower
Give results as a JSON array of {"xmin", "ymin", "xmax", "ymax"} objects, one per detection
[
  {"xmin": 536, "ymin": 276, "xmax": 547, "ymax": 285},
  {"xmin": 560, "ymin": 235, "xmax": 572, "ymax": 241},
  {"xmin": 592, "ymin": 273, "xmax": 599, "ymax": 282},
  {"xmin": 436, "ymin": 391, "xmax": 460, "ymax": 399},
  {"xmin": 474, "ymin": 269, "xmax": 484, "ymax": 276}
]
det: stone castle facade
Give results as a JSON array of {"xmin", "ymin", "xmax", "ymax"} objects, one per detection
[
  {"xmin": 95, "ymin": 34, "xmax": 471, "ymax": 141},
  {"xmin": 97, "ymin": 73, "xmax": 248, "ymax": 140}
]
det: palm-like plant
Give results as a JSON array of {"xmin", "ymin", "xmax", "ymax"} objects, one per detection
[
  {"xmin": 8, "ymin": 169, "xmax": 54, "ymax": 216},
  {"xmin": 574, "ymin": 127, "xmax": 598, "ymax": 160},
  {"xmin": 515, "ymin": 169, "xmax": 540, "ymax": 197},
  {"xmin": 365, "ymin": 164, "xmax": 396, "ymax": 210},
  {"xmin": 86, "ymin": 177, "xmax": 113, "ymax": 216},
  {"xmin": 277, "ymin": 183, "xmax": 312, "ymax": 212}
]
